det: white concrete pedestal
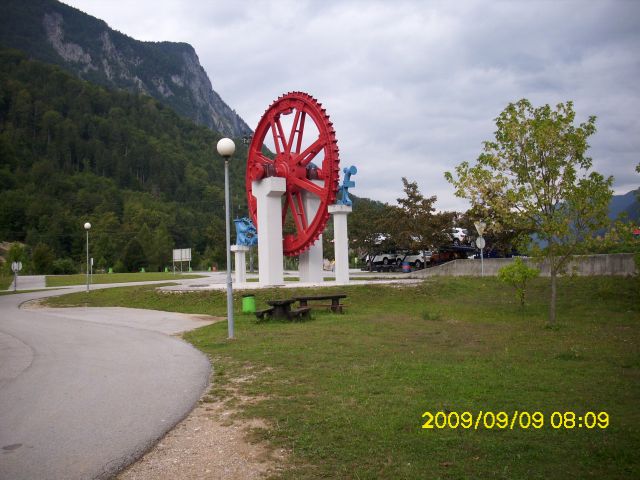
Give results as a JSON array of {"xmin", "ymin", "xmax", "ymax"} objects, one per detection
[
  {"xmin": 299, "ymin": 237, "xmax": 323, "ymax": 282},
  {"xmin": 299, "ymin": 181, "xmax": 324, "ymax": 283},
  {"xmin": 328, "ymin": 204, "xmax": 352, "ymax": 284},
  {"xmin": 252, "ymin": 177, "xmax": 286, "ymax": 286},
  {"xmin": 231, "ymin": 245, "xmax": 249, "ymax": 284}
]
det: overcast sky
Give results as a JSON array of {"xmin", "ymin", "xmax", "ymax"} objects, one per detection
[{"xmin": 62, "ymin": 0, "xmax": 640, "ymax": 211}]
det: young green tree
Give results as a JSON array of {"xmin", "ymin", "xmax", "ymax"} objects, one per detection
[
  {"xmin": 497, "ymin": 258, "xmax": 540, "ymax": 307},
  {"xmin": 445, "ymin": 99, "xmax": 613, "ymax": 325}
]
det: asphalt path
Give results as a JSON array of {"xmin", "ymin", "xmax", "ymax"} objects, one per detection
[
  {"xmin": 7, "ymin": 275, "xmax": 46, "ymax": 291},
  {"xmin": 0, "ymin": 283, "xmax": 215, "ymax": 480}
]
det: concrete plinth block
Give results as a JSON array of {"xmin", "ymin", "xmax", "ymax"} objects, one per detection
[
  {"xmin": 231, "ymin": 245, "xmax": 249, "ymax": 284},
  {"xmin": 328, "ymin": 204, "xmax": 352, "ymax": 285},
  {"xmin": 299, "ymin": 180, "xmax": 324, "ymax": 283},
  {"xmin": 252, "ymin": 177, "xmax": 286, "ymax": 286}
]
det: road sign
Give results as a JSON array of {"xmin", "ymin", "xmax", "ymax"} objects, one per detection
[
  {"xmin": 476, "ymin": 237, "xmax": 486, "ymax": 249},
  {"xmin": 474, "ymin": 221, "xmax": 486, "ymax": 237},
  {"xmin": 11, "ymin": 261, "xmax": 22, "ymax": 292}
]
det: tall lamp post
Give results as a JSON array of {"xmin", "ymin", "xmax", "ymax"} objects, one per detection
[
  {"xmin": 474, "ymin": 221, "xmax": 486, "ymax": 277},
  {"xmin": 217, "ymin": 138, "xmax": 236, "ymax": 339},
  {"xmin": 84, "ymin": 222, "xmax": 91, "ymax": 292}
]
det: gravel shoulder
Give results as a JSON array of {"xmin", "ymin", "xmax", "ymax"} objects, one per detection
[{"xmin": 117, "ymin": 378, "xmax": 288, "ymax": 480}]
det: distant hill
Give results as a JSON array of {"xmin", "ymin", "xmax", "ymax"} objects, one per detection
[{"xmin": 0, "ymin": 0, "xmax": 252, "ymax": 137}]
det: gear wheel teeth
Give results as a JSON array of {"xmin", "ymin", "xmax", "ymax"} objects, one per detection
[{"xmin": 246, "ymin": 91, "xmax": 340, "ymax": 256}]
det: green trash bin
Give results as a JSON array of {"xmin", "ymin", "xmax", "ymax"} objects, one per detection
[{"xmin": 242, "ymin": 294, "xmax": 256, "ymax": 313}]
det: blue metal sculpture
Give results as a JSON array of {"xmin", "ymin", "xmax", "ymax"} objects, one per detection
[
  {"xmin": 337, "ymin": 165, "xmax": 357, "ymax": 207},
  {"xmin": 234, "ymin": 217, "xmax": 258, "ymax": 246}
]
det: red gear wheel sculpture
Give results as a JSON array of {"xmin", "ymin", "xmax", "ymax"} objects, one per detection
[{"xmin": 246, "ymin": 92, "xmax": 340, "ymax": 256}]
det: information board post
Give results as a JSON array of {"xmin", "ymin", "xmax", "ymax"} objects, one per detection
[{"xmin": 172, "ymin": 248, "xmax": 192, "ymax": 273}]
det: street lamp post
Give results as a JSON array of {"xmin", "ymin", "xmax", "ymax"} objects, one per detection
[
  {"xmin": 84, "ymin": 222, "xmax": 91, "ymax": 292},
  {"xmin": 474, "ymin": 221, "xmax": 486, "ymax": 277},
  {"xmin": 217, "ymin": 138, "xmax": 236, "ymax": 339}
]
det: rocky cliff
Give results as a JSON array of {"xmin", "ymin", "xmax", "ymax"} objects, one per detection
[{"xmin": 0, "ymin": 0, "xmax": 252, "ymax": 138}]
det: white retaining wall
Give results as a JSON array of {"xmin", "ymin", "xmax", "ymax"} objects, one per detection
[{"xmin": 409, "ymin": 253, "xmax": 637, "ymax": 277}]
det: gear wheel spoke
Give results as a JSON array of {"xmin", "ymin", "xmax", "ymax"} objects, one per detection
[
  {"xmin": 271, "ymin": 118, "xmax": 287, "ymax": 154},
  {"xmin": 290, "ymin": 176, "xmax": 324, "ymax": 196},
  {"xmin": 287, "ymin": 109, "xmax": 305, "ymax": 153},
  {"xmin": 298, "ymin": 137, "xmax": 325, "ymax": 167}
]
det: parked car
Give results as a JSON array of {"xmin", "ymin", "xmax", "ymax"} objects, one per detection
[
  {"xmin": 362, "ymin": 252, "xmax": 400, "ymax": 266},
  {"xmin": 398, "ymin": 250, "xmax": 432, "ymax": 269},
  {"xmin": 447, "ymin": 228, "xmax": 471, "ymax": 246},
  {"xmin": 430, "ymin": 248, "xmax": 470, "ymax": 265}
]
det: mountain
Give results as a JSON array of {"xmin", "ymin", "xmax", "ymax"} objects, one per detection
[
  {"xmin": 0, "ymin": 0, "xmax": 252, "ymax": 138},
  {"xmin": 0, "ymin": 49, "xmax": 250, "ymax": 273},
  {"xmin": 609, "ymin": 189, "xmax": 639, "ymax": 222}
]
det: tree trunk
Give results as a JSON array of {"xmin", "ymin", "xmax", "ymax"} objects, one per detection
[{"xmin": 548, "ymin": 269, "xmax": 557, "ymax": 326}]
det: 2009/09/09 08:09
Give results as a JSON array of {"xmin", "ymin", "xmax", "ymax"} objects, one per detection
[{"xmin": 421, "ymin": 411, "xmax": 610, "ymax": 430}]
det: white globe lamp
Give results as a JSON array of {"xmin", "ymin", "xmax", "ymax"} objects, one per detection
[{"xmin": 217, "ymin": 138, "xmax": 236, "ymax": 158}]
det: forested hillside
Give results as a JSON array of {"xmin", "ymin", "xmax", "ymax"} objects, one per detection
[{"xmin": 0, "ymin": 49, "xmax": 249, "ymax": 273}]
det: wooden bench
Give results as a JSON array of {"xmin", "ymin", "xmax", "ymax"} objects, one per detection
[
  {"xmin": 254, "ymin": 306, "xmax": 275, "ymax": 321},
  {"xmin": 266, "ymin": 299, "xmax": 297, "ymax": 320},
  {"xmin": 289, "ymin": 306, "xmax": 311, "ymax": 321},
  {"xmin": 295, "ymin": 294, "xmax": 347, "ymax": 313},
  {"xmin": 255, "ymin": 302, "xmax": 311, "ymax": 321}
]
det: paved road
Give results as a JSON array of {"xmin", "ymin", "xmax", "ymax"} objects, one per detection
[
  {"xmin": 0, "ymin": 287, "xmax": 213, "ymax": 480},
  {"xmin": 8, "ymin": 275, "xmax": 47, "ymax": 291}
]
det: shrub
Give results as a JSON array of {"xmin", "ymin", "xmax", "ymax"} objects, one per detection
[
  {"xmin": 51, "ymin": 258, "xmax": 78, "ymax": 275},
  {"xmin": 31, "ymin": 243, "xmax": 55, "ymax": 274},
  {"xmin": 497, "ymin": 257, "xmax": 540, "ymax": 307}
]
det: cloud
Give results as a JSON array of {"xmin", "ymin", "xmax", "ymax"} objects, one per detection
[{"xmin": 63, "ymin": 0, "xmax": 640, "ymax": 208}]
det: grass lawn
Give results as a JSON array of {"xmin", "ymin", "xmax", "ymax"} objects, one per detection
[
  {"xmin": 45, "ymin": 276, "xmax": 640, "ymax": 479},
  {"xmin": 45, "ymin": 271, "xmax": 204, "ymax": 287}
]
